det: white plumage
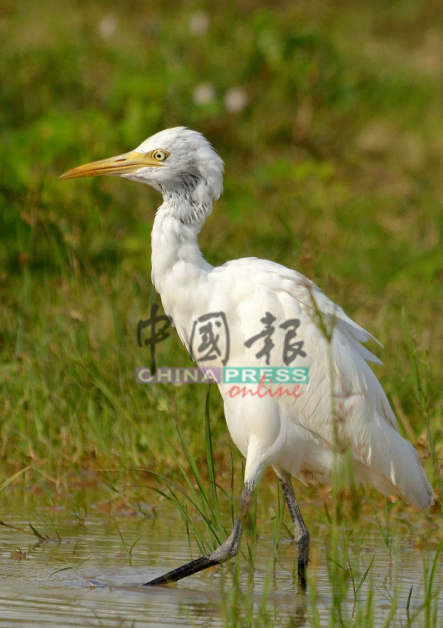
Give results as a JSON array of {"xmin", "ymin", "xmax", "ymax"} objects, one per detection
[{"xmin": 61, "ymin": 126, "xmax": 434, "ymax": 585}]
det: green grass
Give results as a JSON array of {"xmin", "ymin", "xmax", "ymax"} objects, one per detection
[{"xmin": 1, "ymin": 0, "xmax": 443, "ymax": 625}]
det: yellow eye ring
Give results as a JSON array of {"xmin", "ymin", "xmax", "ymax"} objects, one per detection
[{"xmin": 151, "ymin": 149, "xmax": 169, "ymax": 161}]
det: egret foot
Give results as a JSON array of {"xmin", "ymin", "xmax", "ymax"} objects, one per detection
[
  {"xmin": 143, "ymin": 483, "xmax": 253, "ymax": 586},
  {"xmin": 277, "ymin": 470, "xmax": 310, "ymax": 590}
]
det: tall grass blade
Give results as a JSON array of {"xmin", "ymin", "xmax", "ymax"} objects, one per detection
[{"xmin": 204, "ymin": 384, "xmax": 224, "ymax": 538}]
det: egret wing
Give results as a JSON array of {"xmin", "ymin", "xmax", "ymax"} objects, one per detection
[{"xmin": 209, "ymin": 258, "xmax": 433, "ymax": 509}]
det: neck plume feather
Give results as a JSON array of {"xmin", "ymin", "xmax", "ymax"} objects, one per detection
[
  {"xmin": 150, "ymin": 175, "xmax": 214, "ymax": 294},
  {"xmin": 158, "ymin": 175, "xmax": 214, "ymax": 228}
]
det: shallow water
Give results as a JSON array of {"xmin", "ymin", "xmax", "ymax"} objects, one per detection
[{"xmin": 0, "ymin": 486, "xmax": 441, "ymax": 627}]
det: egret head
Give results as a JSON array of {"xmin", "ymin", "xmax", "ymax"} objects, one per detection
[{"xmin": 60, "ymin": 127, "xmax": 224, "ymax": 219}]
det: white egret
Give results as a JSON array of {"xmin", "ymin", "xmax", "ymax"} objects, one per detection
[{"xmin": 60, "ymin": 127, "xmax": 434, "ymax": 587}]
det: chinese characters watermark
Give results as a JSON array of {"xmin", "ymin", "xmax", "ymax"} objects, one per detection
[
  {"xmin": 137, "ymin": 303, "xmax": 171, "ymax": 374},
  {"xmin": 137, "ymin": 304, "xmax": 307, "ymax": 385},
  {"xmin": 189, "ymin": 312, "xmax": 230, "ymax": 364}
]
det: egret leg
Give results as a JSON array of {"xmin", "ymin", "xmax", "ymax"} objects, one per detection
[
  {"xmin": 277, "ymin": 470, "xmax": 310, "ymax": 589},
  {"xmin": 144, "ymin": 482, "xmax": 254, "ymax": 586}
]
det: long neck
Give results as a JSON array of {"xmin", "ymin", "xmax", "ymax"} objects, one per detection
[{"xmin": 151, "ymin": 193, "xmax": 213, "ymax": 295}]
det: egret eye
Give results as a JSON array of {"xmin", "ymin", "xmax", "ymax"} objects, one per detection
[{"xmin": 151, "ymin": 149, "xmax": 169, "ymax": 161}]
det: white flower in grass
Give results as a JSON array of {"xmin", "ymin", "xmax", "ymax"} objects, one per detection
[
  {"xmin": 224, "ymin": 87, "xmax": 248, "ymax": 113},
  {"xmin": 98, "ymin": 14, "xmax": 118, "ymax": 40},
  {"xmin": 193, "ymin": 83, "xmax": 215, "ymax": 106},
  {"xmin": 189, "ymin": 12, "xmax": 210, "ymax": 36}
]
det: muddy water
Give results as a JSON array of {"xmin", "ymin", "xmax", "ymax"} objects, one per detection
[{"xmin": 0, "ymin": 488, "xmax": 441, "ymax": 627}]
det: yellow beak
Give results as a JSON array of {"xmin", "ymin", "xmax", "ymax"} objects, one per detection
[{"xmin": 59, "ymin": 151, "xmax": 161, "ymax": 180}]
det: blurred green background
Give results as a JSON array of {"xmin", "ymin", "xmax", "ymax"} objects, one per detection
[{"xmin": 1, "ymin": 0, "xmax": 442, "ymax": 480}]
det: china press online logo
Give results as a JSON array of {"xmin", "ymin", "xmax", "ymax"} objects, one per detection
[
  {"xmin": 136, "ymin": 366, "xmax": 309, "ymax": 385},
  {"xmin": 136, "ymin": 305, "xmax": 309, "ymax": 397}
]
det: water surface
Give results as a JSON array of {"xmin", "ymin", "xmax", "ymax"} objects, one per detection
[{"xmin": 0, "ymin": 486, "xmax": 440, "ymax": 627}]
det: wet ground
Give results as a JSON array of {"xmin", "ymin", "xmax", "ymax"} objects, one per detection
[{"xmin": 0, "ymin": 487, "xmax": 441, "ymax": 627}]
